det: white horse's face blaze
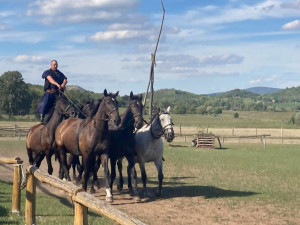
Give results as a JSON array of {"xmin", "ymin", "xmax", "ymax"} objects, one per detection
[{"xmin": 159, "ymin": 113, "xmax": 175, "ymax": 142}]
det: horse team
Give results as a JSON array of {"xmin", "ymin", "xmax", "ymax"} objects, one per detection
[{"xmin": 26, "ymin": 89, "xmax": 175, "ymax": 202}]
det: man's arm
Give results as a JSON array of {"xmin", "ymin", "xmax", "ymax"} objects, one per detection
[
  {"xmin": 61, "ymin": 78, "xmax": 67, "ymax": 89},
  {"xmin": 46, "ymin": 75, "xmax": 61, "ymax": 90}
]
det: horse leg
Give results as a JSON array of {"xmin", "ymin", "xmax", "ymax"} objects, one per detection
[
  {"xmin": 154, "ymin": 159, "xmax": 164, "ymax": 196},
  {"xmin": 46, "ymin": 153, "xmax": 53, "ymax": 175},
  {"xmin": 67, "ymin": 154, "xmax": 76, "ymax": 180},
  {"xmin": 101, "ymin": 154, "xmax": 113, "ymax": 202},
  {"xmin": 127, "ymin": 156, "xmax": 140, "ymax": 201},
  {"xmin": 81, "ymin": 154, "xmax": 93, "ymax": 191},
  {"xmin": 90, "ymin": 155, "xmax": 99, "ymax": 194},
  {"xmin": 116, "ymin": 158, "xmax": 124, "ymax": 192},
  {"xmin": 139, "ymin": 162, "xmax": 149, "ymax": 197},
  {"xmin": 57, "ymin": 147, "xmax": 71, "ymax": 181},
  {"xmin": 35, "ymin": 153, "xmax": 45, "ymax": 168},
  {"xmin": 27, "ymin": 149, "xmax": 34, "ymax": 165},
  {"xmin": 110, "ymin": 158, "xmax": 117, "ymax": 191},
  {"xmin": 94, "ymin": 155, "xmax": 101, "ymax": 189}
]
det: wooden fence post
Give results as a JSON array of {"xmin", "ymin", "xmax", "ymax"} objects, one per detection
[
  {"xmin": 74, "ymin": 201, "xmax": 88, "ymax": 225},
  {"xmin": 11, "ymin": 164, "xmax": 22, "ymax": 214},
  {"xmin": 25, "ymin": 172, "xmax": 36, "ymax": 225},
  {"xmin": 14, "ymin": 124, "xmax": 17, "ymax": 137},
  {"xmin": 179, "ymin": 125, "xmax": 182, "ymax": 135}
]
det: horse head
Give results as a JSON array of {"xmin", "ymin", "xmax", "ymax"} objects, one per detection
[
  {"xmin": 80, "ymin": 99, "xmax": 97, "ymax": 118},
  {"xmin": 55, "ymin": 95, "xmax": 77, "ymax": 118},
  {"xmin": 158, "ymin": 106, "xmax": 175, "ymax": 142},
  {"xmin": 129, "ymin": 91, "xmax": 144, "ymax": 129},
  {"xmin": 103, "ymin": 89, "xmax": 121, "ymax": 128}
]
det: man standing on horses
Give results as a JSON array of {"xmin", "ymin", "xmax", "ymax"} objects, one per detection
[{"xmin": 37, "ymin": 60, "xmax": 67, "ymax": 123}]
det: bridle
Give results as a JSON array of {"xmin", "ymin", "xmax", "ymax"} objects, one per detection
[
  {"xmin": 150, "ymin": 112, "xmax": 173, "ymax": 139},
  {"xmin": 56, "ymin": 98, "xmax": 73, "ymax": 116}
]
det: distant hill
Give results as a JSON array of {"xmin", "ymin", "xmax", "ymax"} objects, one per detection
[
  {"xmin": 245, "ymin": 87, "xmax": 281, "ymax": 95},
  {"xmin": 218, "ymin": 89, "xmax": 260, "ymax": 98},
  {"xmin": 66, "ymin": 85, "xmax": 87, "ymax": 92},
  {"xmin": 209, "ymin": 87, "xmax": 281, "ymax": 96}
]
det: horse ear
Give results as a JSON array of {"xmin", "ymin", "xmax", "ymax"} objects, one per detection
[
  {"xmin": 130, "ymin": 91, "xmax": 134, "ymax": 99},
  {"xmin": 167, "ymin": 106, "xmax": 171, "ymax": 112},
  {"xmin": 116, "ymin": 91, "xmax": 119, "ymax": 97},
  {"xmin": 104, "ymin": 89, "xmax": 108, "ymax": 97}
]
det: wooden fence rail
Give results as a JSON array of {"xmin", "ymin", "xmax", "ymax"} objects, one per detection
[
  {"xmin": 0, "ymin": 125, "xmax": 31, "ymax": 139},
  {"xmin": 0, "ymin": 156, "xmax": 23, "ymax": 214},
  {"xmin": 25, "ymin": 165, "xmax": 145, "ymax": 225}
]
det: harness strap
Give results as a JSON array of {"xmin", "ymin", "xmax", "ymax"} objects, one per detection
[{"xmin": 74, "ymin": 120, "xmax": 85, "ymax": 155}]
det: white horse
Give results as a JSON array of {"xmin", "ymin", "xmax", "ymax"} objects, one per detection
[{"xmin": 134, "ymin": 106, "xmax": 175, "ymax": 197}]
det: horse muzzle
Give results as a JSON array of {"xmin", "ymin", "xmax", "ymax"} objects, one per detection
[{"xmin": 164, "ymin": 128, "xmax": 175, "ymax": 142}]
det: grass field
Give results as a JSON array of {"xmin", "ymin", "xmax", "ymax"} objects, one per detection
[
  {"xmin": 0, "ymin": 180, "xmax": 115, "ymax": 225},
  {"xmin": 171, "ymin": 110, "xmax": 296, "ymax": 128},
  {"xmin": 0, "ymin": 140, "xmax": 299, "ymax": 224}
]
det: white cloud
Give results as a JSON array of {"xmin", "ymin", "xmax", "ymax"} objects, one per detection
[
  {"xmin": 13, "ymin": 55, "xmax": 46, "ymax": 63},
  {"xmin": 265, "ymin": 74, "xmax": 279, "ymax": 81},
  {"xmin": 0, "ymin": 22, "xmax": 9, "ymax": 30},
  {"xmin": 199, "ymin": 54, "xmax": 244, "ymax": 65},
  {"xmin": 282, "ymin": 20, "xmax": 300, "ymax": 30},
  {"xmin": 172, "ymin": 0, "xmax": 300, "ymax": 27},
  {"xmin": 250, "ymin": 79, "xmax": 261, "ymax": 84},
  {"xmin": 88, "ymin": 22, "xmax": 158, "ymax": 42},
  {"xmin": 26, "ymin": 0, "xmax": 138, "ymax": 25}
]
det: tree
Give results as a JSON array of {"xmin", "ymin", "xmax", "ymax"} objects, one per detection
[
  {"xmin": 233, "ymin": 112, "xmax": 239, "ymax": 118},
  {"xmin": 0, "ymin": 71, "xmax": 31, "ymax": 116}
]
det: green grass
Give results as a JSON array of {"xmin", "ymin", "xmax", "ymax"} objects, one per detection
[
  {"xmin": 0, "ymin": 180, "xmax": 116, "ymax": 225},
  {"xmin": 143, "ymin": 142, "xmax": 300, "ymax": 211},
  {"xmin": 171, "ymin": 110, "xmax": 296, "ymax": 128},
  {"xmin": 1, "ymin": 140, "xmax": 299, "ymax": 223}
]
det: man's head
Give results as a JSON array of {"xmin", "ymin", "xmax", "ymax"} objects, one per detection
[{"xmin": 51, "ymin": 60, "xmax": 58, "ymax": 71}]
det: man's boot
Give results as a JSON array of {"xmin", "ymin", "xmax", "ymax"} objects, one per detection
[{"xmin": 40, "ymin": 114, "xmax": 44, "ymax": 124}]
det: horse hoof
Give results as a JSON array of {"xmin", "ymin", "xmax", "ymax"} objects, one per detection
[
  {"xmin": 90, "ymin": 187, "xmax": 96, "ymax": 194},
  {"xmin": 106, "ymin": 196, "xmax": 113, "ymax": 203},
  {"xmin": 134, "ymin": 195, "xmax": 141, "ymax": 202},
  {"xmin": 96, "ymin": 182, "xmax": 100, "ymax": 190},
  {"xmin": 117, "ymin": 184, "xmax": 123, "ymax": 192}
]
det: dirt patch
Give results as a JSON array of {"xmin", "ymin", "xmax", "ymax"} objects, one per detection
[{"xmin": 0, "ymin": 145, "xmax": 299, "ymax": 225}]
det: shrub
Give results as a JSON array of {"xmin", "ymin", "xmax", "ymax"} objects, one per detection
[{"xmin": 234, "ymin": 112, "xmax": 239, "ymax": 118}]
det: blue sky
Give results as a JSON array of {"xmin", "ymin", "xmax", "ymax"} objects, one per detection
[{"xmin": 1, "ymin": 0, "xmax": 300, "ymax": 95}]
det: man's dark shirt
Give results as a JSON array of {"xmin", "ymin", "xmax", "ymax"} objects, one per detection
[{"xmin": 42, "ymin": 69, "xmax": 67, "ymax": 91}]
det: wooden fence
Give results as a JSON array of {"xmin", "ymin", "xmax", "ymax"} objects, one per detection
[
  {"xmin": 0, "ymin": 125, "xmax": 30, "ymax": 139},
  {"xmin": 0, "ymin": 157, "xmax": 145, "ymax": 225},
  {"xmin": 0, "ymin": 156, "xmax": 24, "ymax": 214}
]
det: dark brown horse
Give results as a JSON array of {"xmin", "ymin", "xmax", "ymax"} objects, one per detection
[
  {"xmin": 26, "ymin": 95, "xmax": 76, "ymax": 175},
  {"xmin": 55, "ymin": 89, "xmax": 120, "ymax": 202},
  {"xmin": 108, "ymin": 92, "xmax": 144, "ymax": 201}
]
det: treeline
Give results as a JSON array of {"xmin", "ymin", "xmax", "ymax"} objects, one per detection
[
  {"xmin": 0, "ymin": 71, "xmax": 139, "ymax": 117},
  {"xmin": 1, "ymin": 71, "xmax": 300, "ymax": 117},
  {"xmin": 148, "ymin": 88, "xmax": 300, "ymax": 114}
]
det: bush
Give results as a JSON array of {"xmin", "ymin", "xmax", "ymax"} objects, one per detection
[{"xmin": 234, "ymin": 112, "xmax": 239, "ymax": 118}]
